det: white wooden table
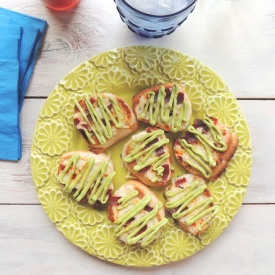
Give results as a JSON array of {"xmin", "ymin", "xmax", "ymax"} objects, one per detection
[{"xmin": 1, "ymin": 0, "xmax": 275, "ymax": 274}]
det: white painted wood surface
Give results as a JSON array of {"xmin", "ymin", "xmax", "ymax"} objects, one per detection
[{"xmin": 0, "ymin": 0, "xmax": 275, "ymax": 274}]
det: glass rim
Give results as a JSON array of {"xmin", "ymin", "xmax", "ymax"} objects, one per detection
[{"xmin": 120, "ymin": 0, "xmax": 198, "ymax": 17}]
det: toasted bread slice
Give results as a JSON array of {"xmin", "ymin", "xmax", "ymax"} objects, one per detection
[
  {"xmin": 74, "ymin": 93, "xmax": 139, "ymax": 154},
  {"xmin": 57, "ymin": 151, "xmax": 115, "ymax": 205},
  {"xmin": 108, "ymin": 180, "xmax": 167, "ymax": 247},
  {"xmin": 164, "ymin": 174, "xmax": 219, "ymax": 235},
  {"xmin": 174, "ymin": 117, "xmax": 239, "ymax": 181},
  {"xmin": 132, "ymin": 83, "xmax": 192, "ymax": 133},
  {"xmin": 121, "ymin": 127, "xmax": 173, "ymax": 187}
]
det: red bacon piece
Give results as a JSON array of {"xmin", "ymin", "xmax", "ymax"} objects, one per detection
[
  {"xmin": 136, "ymin": 225, "xmax": 148, "ymax": 236},
  {"xmin": 106, "ymin": 189, "xmax": 113, "ymax": 200},
  {"xmin": 110, "ymin": 196, "xmax": 122, "ymax": 206},
  {"xmin": 177, "ymin": 92, "xmax": 184, "ymax": 105},
  {"xmin": 162, "ymin": 164, "xmax": 170, "ymax": 181},
  {"xmin": 155, "ymin": 146, "xmax": 164, "ymax": 156},
  {"xmin": 125, "ymin": 217, "xmax": 135, "ymax": 228},
  {"xmin": 89, "ymin": 97, "xmax": 97, "ymax": 104},
  {"xmin": 139, "ymin": 165, "xmax": 151, "ymax": 174},
  {"xmin": 144, "ymin": 205, "xmax": 153, "ymax": 212},
  {"xmin": 144, "ymin": 138, "xmax": 158, "ymax": 149},
  {"xmin": 193, "ymin": 118, "xmax": 208, "ymax": 133},
  {"xmin": 81, "ymin": 123, "xmax": 89, "ymax": 129},
  {"xmin": 184, "ymin": 132, "xmax": 198, "ymax": 144},
  {"xmin": 164, "ymin": 88, "xmax": 171, "ymax": 104},
  {"xmin": 175, "ymin": 177, "xmax": 187, "ymax": 187},
  {"xmin": 74, "ymin": 118, "xmax": 80, "ymax": 126}
]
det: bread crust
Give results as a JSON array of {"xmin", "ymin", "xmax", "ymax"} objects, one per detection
[
  {"xmin": 132, "ymin": 83, "xmax": 192, "ymax": 132},
  {"xmin": 121, "ymin": 127, "xmax": 173, "ymax": 187},
  {"xmin": 174, "ymin": 118, "xmax": 239, "ymax": 181},
  {"xmin": 74, "ymin": 93, "xmax": 139, "ymax": 154}
]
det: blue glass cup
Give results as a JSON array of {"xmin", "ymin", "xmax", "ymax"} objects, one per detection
[{"xmin": 113, "ymin": 0, "xmax": 198, "ymax": 38}]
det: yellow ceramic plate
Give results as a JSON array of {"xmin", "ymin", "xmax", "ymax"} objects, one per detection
[{"xmin": 31, "ymin": 46, "xmax": 252, "ymax": 267}]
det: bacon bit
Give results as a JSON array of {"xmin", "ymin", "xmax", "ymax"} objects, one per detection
[
  {"xmin": 184, "ymin": 132, "xmax": 198, "ymax": 144},
  {"xmin": 101, "ymin": 119, "xmax": 107, "ymax": 126},
  {"xmin": 173, "ymin": 139, "xmax": 180, "ymax": 146},
  {"xmin": 107, "ymin": 104, "xmax": 112, "ymax": 110},
  {"xmin": 178, "ymin": 156, "xmax": 183, "ymax": 162},
  {"xmin": 146, "ymin": 128, "xmax": 153, "ymax": 133},
  {"xmin": 191, "ymin": 222, "xmax": 197, "ymax": 228},
  {"xmin": 106, "ymin": 189, "xmax": 113, "ymax": 200},
  {"xmin": 59, "ymin": 164, "xmax": 65, "ymax": 171},
  {"xmin": 177, "ymin": 92, "xmax": 184, "ymax": 105},
  {"xmin": 144, "ymin": 138, "xmax": 158, "ymax": 149},
  {"xmin": 110, "ymin": 196, "xmax": 122, "ymax": 206},
  {"xmin": 164, "ymin": 125, "xmax": 170, "ymax": 131},
  {"xmin": 193, "ymin": 119, "xmax": 209, "ymax": 134},
  {"xmin": 108, "ymin": 196, "xmax": 121, "ymax": 222},
  {"xmin": 74, "ymin": 118, "xmax": 80, "ymax": 126},
  {"xmin": 136, "ymin": 225, "xmax": 148, "ymax": 236},
  {"xmin": 74, "ymin": 105, "xmax": 80, "ymax": 112},
  {"xmin": 203, "ymin": 189, "xmax": 211, "ymax": 197},
  {"xmin": 210, "ymin": 117, "xmax": 218, "ymax": 124},
  {"xmin": 175, "ymin": 177, "xmax": 186, "ymax": 187},
  {"xmin": 125, "ymin": 217, "xmax": 135, "ymax": 228},
  {"xmin": 72, "ymin": 173, "xmax": 77, "ymax": 180},
  {"xmin": 108, "ymin": 205, "xmax": 115, "ymax": 222},
  {"xmin": 153, "ymin": 92, "xmax": 159, "ymax": 103},
  {"xmin": 89, "ymin": 97, "xmax": 97, "ymax": 104},
  {"xmin": 81, "ymin": 123, "xmax": 89, "ymax": 129},
  {"xmin": 162, "ymin": 164, "xmax": 170, "ymax": 181},
  {"xmin": 139, "ymin": 165, "xmax": 151, "ymax": 174},
  {"xmin": 79, "ymin": 100, "xmax": 86, "ymax": 109},
  {"xmin": 164, "ymin": 88, "xmax": 171, "ymax": 104},
  {"xmin": 86, "ymin": 114, "xmax": 92, "ymax": 122},
  {"xmin": 155, "ymin": 146, "xmax": 164, "ymax": 156},
  {"xmin": 144, "ymin": 205, "xmax": 153, "ymax": 212}
]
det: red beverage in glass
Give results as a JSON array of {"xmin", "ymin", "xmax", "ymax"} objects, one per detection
[{"xmin": 41, "ymin": 0, "xmax": 81, "ymax": 11}]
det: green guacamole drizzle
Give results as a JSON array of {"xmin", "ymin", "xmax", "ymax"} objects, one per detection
[
  {"xmin": 124, "ymin": 129, "xmax": 169, "ymax": 183},
  {"xmin": 139, "ymin": 83, "xmax": 188, "ymax": 133},
  {"xmin": 180, "ymin": 117, "xmax": 227, "ymax": 178},
  {"xmin": 114, "ymin": 191, "xmax": 168, "ymax": 248},
  {"xmin": 74, "ymin": 95, "xmax": 123, "ymax": 145},
  {"xmin": 57, "ymin": 153, "xmax": 115, "ymax": 205},
  {"xmin": 165, "ymin": 180, "xmax": 219, "ymax": 230}
]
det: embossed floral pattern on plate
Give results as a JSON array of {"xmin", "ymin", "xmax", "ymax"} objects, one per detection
[{"xmin": 31, "ymin": 46, "xmax": 252, "ymax": 267}]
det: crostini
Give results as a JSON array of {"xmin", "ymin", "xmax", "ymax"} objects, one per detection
[
  {"xmin": 164, "ymin": 174, "xmax": 219, "ymax": 234},
  {"xmin": 122, "ymin": 127, "xmax": 173, "ymax": 187},
  {"xmin": 132, "ymin": 83, "xmax": 192, "ymax": 133},
  {"xmin": 108, "ymin": 180, "xmax": 168, "ymax": 247},
  {"xmin": 57, "ymin": 151, "xmax": 115, "ymax": 205},
  {"xmin": 174, "ymin": 117, "xmax": 239, "ymax": 181},
  {"xmin": 74, "ymin": 93, "xmax": 139, "ymax": 154}
]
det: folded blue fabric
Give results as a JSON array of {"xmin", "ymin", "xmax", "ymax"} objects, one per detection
[
  {"xmin": 0, "ymin": 8, "xmax": 47, "ymax": 110},
  {"xmin": 0, "ymin": 37, "xmax": 20, "ymax": 161},
  {"xmin": 0, "ymin": 8, "xmax": 47, "ymax": 161}
]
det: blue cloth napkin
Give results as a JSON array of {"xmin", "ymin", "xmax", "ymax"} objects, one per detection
[
  {"xmin": 0, "ymin": 36, "xmax": 20, "ymax": 161},
  {"xmin": 0, "ymin": 8, "xmax": 47, "ymax": 161}
]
